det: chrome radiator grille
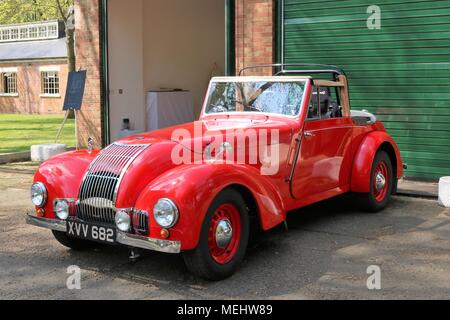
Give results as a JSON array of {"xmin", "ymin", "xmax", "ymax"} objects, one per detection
[
  {"xmin": 77, "ymin": 143, "xmax": 150, "ymax": 225},
  {"xmin": 133, "ymin": 210, "xmax": 149, "ymax": 235}
]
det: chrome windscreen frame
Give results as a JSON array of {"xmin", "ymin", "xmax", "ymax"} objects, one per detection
[{"xmin": 200, "ymin": 76, "xmax": 311, "ymax": 120}]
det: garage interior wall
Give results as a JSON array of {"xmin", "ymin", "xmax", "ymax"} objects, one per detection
[
  {"xmin": 107, "ymin": 0, "xmax": 225, "ymax": 142},
  {"xmin": 107, "ymin": 0, "xmax": 145, "ymax": 142},
  {"xmin": 283, "ymin": 0, "xmax": 450, "ymax": 180},
  {"xmin": 143, "ymin": 0, "xmax": 225, "ymax": 116}
]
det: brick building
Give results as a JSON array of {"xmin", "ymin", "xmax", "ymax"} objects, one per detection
[
  {"xmin": 74, "ymin": 0, "xmax": 450, "ymax": 181},
  {"xmin": 0, "ymin": 20, "xmax": 68, "ymax": 115}
]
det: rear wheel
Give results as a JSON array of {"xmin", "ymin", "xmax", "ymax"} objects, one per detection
[
  {"xmin": 183, "ymin": 189, "xmax": 249, "ymax": 281},
  {"xmin": 357, "ymin": 151, "xmax": 394, "ymax": 213},
  {"xmin": 52, "ymin": 230, "xmax": 96, "ymax": 251}
]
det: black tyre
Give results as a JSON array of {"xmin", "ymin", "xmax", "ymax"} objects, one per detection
[
  {"xmin": 52, "ymin": 230, "xmax": 96, "ymax": 251},
  {"xmin": 183, "ymin": 189, "xmax": 250, "ymax": 281},
  {"xmin": 357, "ymin": 150, "xmax": 394, "ymax": 213}
]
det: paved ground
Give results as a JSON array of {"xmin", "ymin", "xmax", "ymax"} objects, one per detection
[
  {"xmin": 0, "ymin": 162, "xmax": 449, "ymax": 300},
  {"xmin": 398, "ymin": 179, "xmax": 439, "ymax": 199}
]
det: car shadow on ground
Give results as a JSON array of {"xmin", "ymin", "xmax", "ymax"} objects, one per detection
[{"xmin": 50, "ymin": 194, "xmax": 428, "ymax": 299}]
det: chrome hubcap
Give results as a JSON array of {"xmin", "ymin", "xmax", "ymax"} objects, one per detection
[
  {"xmin": 376, "ymin": 172, "xmax": 386, "ymax": 192},
  {"xmin": 215, "ymin": 219, "xmax": 233, "ymax": 249}
]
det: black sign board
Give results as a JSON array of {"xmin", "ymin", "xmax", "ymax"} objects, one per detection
[{"xmin": 63, "ymin": 70, "xmax": 87, "ymax": 111}]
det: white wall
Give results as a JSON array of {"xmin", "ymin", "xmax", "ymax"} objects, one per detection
[
  {"xmin": 107, "ymin": 0, "xmax": 145, "ymax": 142},
  {"xmin": 142, "ymin": 0, "xmax": 226, "ymax": 116},
  {"xmin": 107, "ymin": 0, "xmax": 225, "ymax": 140}
]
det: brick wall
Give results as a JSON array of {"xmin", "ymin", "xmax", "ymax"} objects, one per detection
[
  {"xmin": 235, "ymin": 0, "xmax": 275, "ymax": 76},
  {"xmin": 0, "ymin": 61, "xmax": 67, "ymax": 114},
  {"xmin": 75, "ymin": 0, "xmax": 103, "ymax": 149}
]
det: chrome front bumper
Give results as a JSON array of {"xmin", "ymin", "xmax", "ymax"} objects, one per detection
[{"xmin": 25, "ymin": 214, "xmax": 181, "ymax": 254}]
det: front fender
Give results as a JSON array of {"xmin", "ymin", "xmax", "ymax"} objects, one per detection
[
  {"xmin": 351, "ymin": 131, "xmax": 403, "ymax": 193},
  {"xmin": 33, "ymin": 150, "xmax": 99, "ymax": 218},
  {"xmin": 134, "ymin": 163, "xmax": 286, "ymax": 250}
]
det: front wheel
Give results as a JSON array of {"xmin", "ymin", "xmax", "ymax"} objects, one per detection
[
  {"xmin": 357, "ymin": 150, "xmax": 394, "ymax": 213},
  {"xmin": 183, "ymin": 189, "xmax": 249, "ymax": 281}
]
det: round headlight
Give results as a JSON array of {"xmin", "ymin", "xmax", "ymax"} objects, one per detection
[
  {"xmin": 153, "ymin": 198, "xmax": 179, "ymax": 228},
  {"xmin": 115, "ymin": 210, "xmax": 131, "ymax": 232},
  {"xmin": 31, "ymin": 182, "xmax": 47, "ymax": 207},
  {"xmin": 55, "ymin": 200, "xmax": 70, "ymax": 220}
]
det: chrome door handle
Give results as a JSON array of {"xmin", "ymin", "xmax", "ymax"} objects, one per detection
[{"xmin": 304, "ymin": 131, "xmax": 315, "ymax": 137}]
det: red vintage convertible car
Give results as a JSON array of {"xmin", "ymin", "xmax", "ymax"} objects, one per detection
[{"xmin": 27, "ymin": 64, "xmax": 403, "ymax": 280}]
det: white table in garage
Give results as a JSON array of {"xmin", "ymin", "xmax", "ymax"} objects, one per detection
[{"xmin": 146, "ymin": 90, "xmax": 195, "ymax": 131}]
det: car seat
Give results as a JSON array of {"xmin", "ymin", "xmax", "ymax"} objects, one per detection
[
  {"xmin": 319, "ymin": 88, "xmax": 331, "ymax": 119},
  {"xmin": 310, "ymin": 87, "xmax": 342, "ymax": 120}
]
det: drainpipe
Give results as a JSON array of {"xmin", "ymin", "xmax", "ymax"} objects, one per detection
[
  {"xmin": 100, "ymin": 0, "xmax": 110, "ymax": 147},
  {"xmin": 225, "ymin": 0, "xmax": 236, "ymax": 76}
]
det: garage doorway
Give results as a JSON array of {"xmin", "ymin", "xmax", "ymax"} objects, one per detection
[{"xmin": 106, "ymin": 0, "xmax": 226, "ymax": 142}]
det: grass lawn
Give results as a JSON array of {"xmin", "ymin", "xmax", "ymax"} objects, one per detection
[{"xmin": 0, "ymin": 114, "xmax": 76, "ymax": 154}]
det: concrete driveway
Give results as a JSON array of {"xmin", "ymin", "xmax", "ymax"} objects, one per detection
[{"xmin": 0, "ymin": 162, "xmax": 449, "ymax": 300}]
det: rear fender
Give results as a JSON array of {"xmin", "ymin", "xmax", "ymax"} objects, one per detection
[
  {"xmin": 351, "ymin": 131, "xmax": 403, "ymax": 193},
  {"xmin": 134, "ymin": 164, "xmax": 286, "ymax": 250}
]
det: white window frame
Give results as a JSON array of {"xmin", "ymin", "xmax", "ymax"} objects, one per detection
[
  {"xmin": 48, "ymin": 24, "xmax": 58, "ymax": 37},
  {"xmin": 29, "ymin": 26, "xmax": 38, "ymax": 39},
  {"xmin": 0, "ymin": 21, "xmax": 59, "ymax": 43},
  {"xmin": 0, "ymin": 67, "xmax": 18, "ymax": 97},
  {"xmin": 19, "ymin": 27, "xmax": 28, "ymax": 39},
  {"xmin": 1, "ymin": 29, "xmax": 11, "ymax": 41},
  {"xmin": 40, "ymin": 70, "xmax": 61, "ymax": 98},
  {"xmin": 10, "ymin": 28, "xmax": 19, "ymax": 40}
]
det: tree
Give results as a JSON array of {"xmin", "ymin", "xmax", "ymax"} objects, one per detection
[
  {"xmin": 56, "ymin": 0, "xmax": 75, "ymax": 72},
  {"xmin": 0, "ymin": 0, "xmax": 75, "ymax": 72}
]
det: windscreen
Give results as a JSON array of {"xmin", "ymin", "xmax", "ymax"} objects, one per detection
[{"xmin": 204, "ymin": 81, "xmax": 306, "ymax": 117}]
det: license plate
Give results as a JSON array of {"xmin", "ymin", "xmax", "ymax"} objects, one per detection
[{"xmin": 67, "ymin": 220, "xmax": 116, "ymax": 244}]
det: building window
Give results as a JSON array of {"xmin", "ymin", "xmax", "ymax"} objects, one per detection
[
  {"xmin": 41, "ymin": 71, "xmax": 60, "ymax": 95},
  {"xmin": 29, "ymin": 27, "xmax": 38, "ymax": 39},
  {"xmin": 0, "ymin": 21, "xmax": 59, "ymax": 42},
  {"xmin": 10, "ymin": 29, "xmax": 18, "ymax": 40},
  {"xmin": 38, "ymin": 26, "xmax": 47, "ymax": 38},
  {"xmin": 48, "ymin": 25, "xmax": 58, "ymax": 37},
  {"xmin": 1, "ymin": 72, "xmax": 18, "ymax": 95},
  {"xmin": 1, "ymin": 29, "xmax": 10, "ymax": 41},
  {"xmin": 19, "ymin": 27, "xmax": 28, "ymax": 39}
]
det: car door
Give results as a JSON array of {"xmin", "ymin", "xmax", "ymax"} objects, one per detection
[{"xmin": 291, "ymin": 86, "xmax": 354, "ymax": 200}]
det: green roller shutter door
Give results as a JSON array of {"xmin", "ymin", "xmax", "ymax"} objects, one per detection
[{"xmin": 283, "ymin": 0, "xmax": 450, "ymax": 180}]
